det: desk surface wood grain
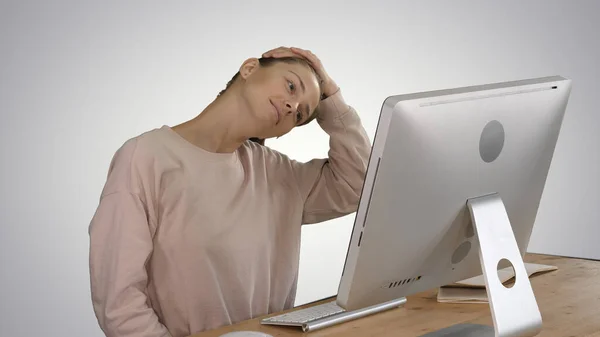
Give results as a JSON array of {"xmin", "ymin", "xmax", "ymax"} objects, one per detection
[{"xmin": 190, "ymin": 254, "xmax": 600, "ymax": 337}]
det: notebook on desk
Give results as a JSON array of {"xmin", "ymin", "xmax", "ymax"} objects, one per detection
[{"xmin": 437, "ymin": 262, "xmax": 558, "ymax": 304}]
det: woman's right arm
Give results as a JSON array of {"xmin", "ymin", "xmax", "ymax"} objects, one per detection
[{"xmin": 89, "ymin": 139, "xmax": 171, "ymax": 337}]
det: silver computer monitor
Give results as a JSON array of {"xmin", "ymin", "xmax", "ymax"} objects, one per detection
[{"xmin": 336, "ymin": 75, "xmax": 572, "ymax": 336}]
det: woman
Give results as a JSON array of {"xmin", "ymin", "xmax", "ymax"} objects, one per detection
[{"xmin": 88, "ymin": 46, "xmax": 371, "ymax": 337}]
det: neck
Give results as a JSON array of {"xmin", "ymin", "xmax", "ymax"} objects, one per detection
[{"xmin": 172, "ymin": 89, "xmax": 255, "ymax": 153}]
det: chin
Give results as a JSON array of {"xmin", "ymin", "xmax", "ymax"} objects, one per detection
[{"xmin": 255, "ymin": 129, "xmax": 284, "ymax": 141}]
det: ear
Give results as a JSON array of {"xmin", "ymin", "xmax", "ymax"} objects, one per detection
[{"xmin": 239, "ymin": 58, "xmax": 260, "ymax": 80}]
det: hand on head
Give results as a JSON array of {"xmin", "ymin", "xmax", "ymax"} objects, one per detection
[
  {"xmin": 262, "ymin": 46, "xmax": 339, "ymax": 99},
  {"xmin": 172, "ymin": 46, "xmax": 339, "ymax": 153},
  {"xmin": 209, "ymin": 46, "xmax": 339, "ymax": 146}
]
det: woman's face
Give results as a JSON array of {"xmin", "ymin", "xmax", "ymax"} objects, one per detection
[{"xmin": 239, "ymin": 58, "xmax": 321, "ymax": 139}]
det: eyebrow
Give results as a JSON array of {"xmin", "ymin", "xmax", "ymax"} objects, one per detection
[{"xmin": 289, "ymin": 70, "xmax": 311, "ymax": 120}]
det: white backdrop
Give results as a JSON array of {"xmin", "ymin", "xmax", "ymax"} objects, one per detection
[{"xmin": 1, "ymin": 1, "xmax": 598, "ymax": 336}]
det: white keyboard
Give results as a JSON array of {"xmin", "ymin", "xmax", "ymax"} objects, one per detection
[
  {"xmin": 262, "ymin": 300, "xmax": 345, "ymax": 325},
  {"xmin": 260, "ymin": 297, "xmax": 407, "ymax": 332}
]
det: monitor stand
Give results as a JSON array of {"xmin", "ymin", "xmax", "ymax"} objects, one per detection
[{"xmin": 420, "ymin": 193, "xmax": 543, "ymax": 337}]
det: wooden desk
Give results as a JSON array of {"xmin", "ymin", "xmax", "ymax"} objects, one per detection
[{"xmin": 190, "ymin": 254, "xmax": 600, "ymax": 336}]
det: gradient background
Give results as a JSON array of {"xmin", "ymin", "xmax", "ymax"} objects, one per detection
[{"xmin": 1, "ymin": 1, "xmax": 598, "ymax": 336}]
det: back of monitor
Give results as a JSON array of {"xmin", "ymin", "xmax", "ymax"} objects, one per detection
[{"xmin": 337, "ymin": 76, "xmax": 571, "ymax": 312}]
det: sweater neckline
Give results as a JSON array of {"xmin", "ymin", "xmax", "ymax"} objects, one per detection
[{"xmin": 160, "ymin": 125, "xmax": 240, "ymax": 164}]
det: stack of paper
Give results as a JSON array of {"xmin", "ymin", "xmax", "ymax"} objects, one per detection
[{"xmin": 437, "ymin": 263, "xmax": 558, "ymax": 304}]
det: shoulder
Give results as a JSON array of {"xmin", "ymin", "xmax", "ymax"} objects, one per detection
[
  {"xmin": 242, "ymin": 141, "xmax": 310, "ymax": 204},
  {"xmin": 101, "ymin": 127, "xmax": 165, "ymax": 196},
  {"xmin": 240, "ymin": 140, "xmax": 305, "ymax": 186},
  {"xmin": 240, "ymin": 139, "xmax": 297, "ymax": 169},
  {"xmin": 109, "ymin": 127, "xmax": 163, "ymax": 167}
]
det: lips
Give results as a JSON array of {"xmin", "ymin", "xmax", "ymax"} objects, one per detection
[{"xmin": 270, "ymin": 99, "xmax": 280, "ymax": 124}]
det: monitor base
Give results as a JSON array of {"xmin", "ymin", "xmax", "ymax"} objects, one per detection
[
  {"xmin": 419, "ymin": 323, "xmax": 495, "ymax": 336},
  {"xmin": 425, "ymin": 193, "xmax": 543, "ymax": 337}
]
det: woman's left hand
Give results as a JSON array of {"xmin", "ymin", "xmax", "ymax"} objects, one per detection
[{"xmin": 262, "ymin": 46, "xmax": 339, "ymax": 98}]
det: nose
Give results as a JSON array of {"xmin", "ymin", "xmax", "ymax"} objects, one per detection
[{"xmin": 284, "ymin": 100, "xmax": 299, "ymax": 115}]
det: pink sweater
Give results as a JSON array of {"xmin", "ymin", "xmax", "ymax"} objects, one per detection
[{"xmin": 88, "ymin": 89, "xmax": 371, "ymax": 337}]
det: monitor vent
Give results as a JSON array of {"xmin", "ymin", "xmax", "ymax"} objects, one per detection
[{"xmin": 385, "ymin": 275, "xmax": 422, "ymax": 289}]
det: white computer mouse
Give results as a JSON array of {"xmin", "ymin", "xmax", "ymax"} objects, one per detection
[{"xmin": 218, "ymin": 331, "xmax": 273, "ymax": 337}]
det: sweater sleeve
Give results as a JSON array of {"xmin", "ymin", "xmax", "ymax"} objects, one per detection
[
  {"xmin": 291, "ymin": 88, "xmax": 372, "ymax": 224},
  {"xmin": 88, "ymin": 140, "xmax": 172, "ymax": 337}
]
